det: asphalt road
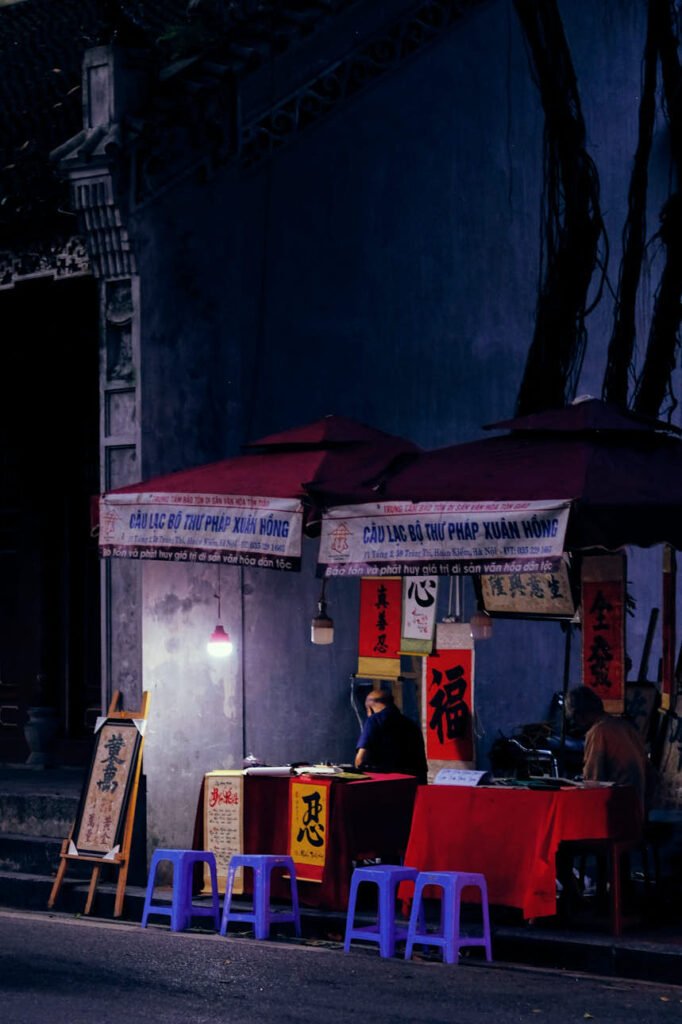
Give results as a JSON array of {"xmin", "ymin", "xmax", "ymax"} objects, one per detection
[{"xmin": 1, "ymin": 909, "xmax": 681, "ymax": 1024}]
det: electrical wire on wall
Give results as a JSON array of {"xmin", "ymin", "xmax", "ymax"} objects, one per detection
[
  {"xmin": 350, "ymin": 674, "xmax": 365, "ymax": 729},
  {"xmin": 240, "ymin": 565, "xmax": 247, "ymax": 760}
]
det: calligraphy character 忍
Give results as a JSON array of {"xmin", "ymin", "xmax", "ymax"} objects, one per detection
[{"xmin": 296, "ymin": 790, "xmax": 325, "ymax": 848}]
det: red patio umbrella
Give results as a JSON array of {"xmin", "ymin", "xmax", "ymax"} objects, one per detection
[
  {"xmin": 360, "ymin": 398, "xmax": 682, "ymax": 553},
  {"xmin": 97, "ymin": 415, "xmax": 418, "ymax": 571}
]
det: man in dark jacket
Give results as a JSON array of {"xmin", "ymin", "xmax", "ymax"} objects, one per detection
[{"xmin": 354, "ymin": 689, "xmax": 428, "ymax": 784}]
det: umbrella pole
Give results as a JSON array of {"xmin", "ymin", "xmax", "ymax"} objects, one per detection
[
  {"xmin": 558, "ymin": 621, "xmax": 572, "ymax": 776},
  {"xmin": 662, "ymin": 544, "xmax": 677, "ymax": 711}
]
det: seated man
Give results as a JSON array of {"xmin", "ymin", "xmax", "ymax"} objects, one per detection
[
  {"xmin": 558, "ymin": 686, "xmax": 658, "ymax": 921},
  {"xmin": 354, "ymin": 689, "xmax": 428, "ymax": 784},
  {"xmin": 566, "ymin": 685, "xmax": 656, "ymax": 814}
]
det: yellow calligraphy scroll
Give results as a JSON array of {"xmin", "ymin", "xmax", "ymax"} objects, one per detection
[
  {"xmin": 288, "ymin": 777, "xmax": 331, "ymax": 882},
  {"xmin": 203, "ymin": 770, "xmax": 244, "ymax": 894}
]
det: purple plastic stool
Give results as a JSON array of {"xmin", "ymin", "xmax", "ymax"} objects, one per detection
[
  {"xmin": 344, "ymin": 864, "xmax": 420, "ymax": 958},
  {"xmin": 404, "ymin": 870, "xmax": 492, "ymax": 964},
  {"xmin": 220, "ymin": 854, "xmax": 301, "ymax": 940},
  {"xmin": 141, "ymin": 848, "xmax": 220, "ymax": 932}
]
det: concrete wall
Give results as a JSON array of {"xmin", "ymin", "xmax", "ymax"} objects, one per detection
[{"xmin": 130, "ymin": 0, "xmax": 680, "ymax": 849}]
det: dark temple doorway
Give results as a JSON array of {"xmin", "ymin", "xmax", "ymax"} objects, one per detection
[{"xmin": 0, "ymin": 273, "xmax": 101, "ymax": 765}]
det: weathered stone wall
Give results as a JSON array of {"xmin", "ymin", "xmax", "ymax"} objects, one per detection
[{"xmin": 131, "ymin": 0, "xmax": 679, "ymax": 848}]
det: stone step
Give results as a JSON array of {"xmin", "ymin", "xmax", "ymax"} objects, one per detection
[
  {"xmin": 0, "ymin": 766, "xmax": 84, "ymax": 839},
  {"xmin": 0, "ymin": 870, "xmax": 82, "ymax": 913},
  {"xmin": 0, "ymin": 833, "xmax": 91, "ymax": 876},
  {"xmin": 0, "ymin": 791, "xmax": 79, "ymax": 837},
  {"xmin": 0, "ymin": 866, "xmax": 355, "ymax": 937},
  {"xmin": 0, "ymin": 869, "xmax": 149, "ymax": 920},
  {"xmin": 0, "ymin": 871, "xmax": 299, "ymax": 930}
]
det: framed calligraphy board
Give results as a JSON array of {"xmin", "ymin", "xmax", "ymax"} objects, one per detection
[
  {"xmin": 72, "ymin": 717, "xmax": 143, "ymax": 857},
  {"xmin": 476, "ymin": 557, "xmax": 577, "ymax": 620},
  {"xmin": 48, "ymin": 690, "xmax": 149, "ymax": 919}
]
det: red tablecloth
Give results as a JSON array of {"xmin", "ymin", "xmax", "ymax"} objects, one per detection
[
  {"xmin": 193, "ymin": 772, "xmax": 418, "ymax": 911},
  {"xmin": 398, "ymin": 784, "xmax": 641, "ymax": 920}
]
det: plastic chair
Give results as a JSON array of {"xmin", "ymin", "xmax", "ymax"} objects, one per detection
[
  {"xmin": 141, "ymin": 848, "xmax": 220, "ymax": 932},
  {"xmin": 219, "ymin": 854, "xmax": 301, "ymax": 940},
  {"xmin": 404, "ymin": 870, "xmax": 492, "ymax": 964},
  {"xmin": 344, "ymin": 864, "xmax": 420, "ymax": 957}
]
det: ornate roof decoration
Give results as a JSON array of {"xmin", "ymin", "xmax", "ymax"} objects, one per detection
[
  {"xmin": 53, "ymin": 1, "xmax": 490, "ymax": 217},
  {"xmin": 0, "ymin": 0, "xmax": 186, "ymax": 243},
  {"xmin": 2, "ymin": 0, "xmax": 491, "ymax": 279}
]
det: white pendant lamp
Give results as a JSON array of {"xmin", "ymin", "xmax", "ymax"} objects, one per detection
[{"xmin": 311, "ymin": 577, "xmax": 334, "ymax": 645}]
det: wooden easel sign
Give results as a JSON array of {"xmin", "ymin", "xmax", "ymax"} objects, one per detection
[
  {"xmin": 71, "ymin": 717, "xmax": 143, "ymax": 856},
  {"xmin": 48, "ymin": 690, "xmax": 148, "ymax": 918}
]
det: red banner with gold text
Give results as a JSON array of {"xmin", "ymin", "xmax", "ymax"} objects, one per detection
[
  {"xmin": 581, "ymin": 555, "xmax": 626, "ymax": 713},
  {"xmin": 357, "ymin": 576, "xmax": 402, "ymax": 678}
]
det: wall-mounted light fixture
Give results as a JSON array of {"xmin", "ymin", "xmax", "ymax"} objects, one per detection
[
  {"xmin": 311, "ymin": 577, "xmax": 334, "ymax": 645},
  {"xmin": 207, "ymin": 569, "xmax": 233, "ymax": 658}
]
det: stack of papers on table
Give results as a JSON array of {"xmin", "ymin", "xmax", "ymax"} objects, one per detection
[
  {"xmin": 434, "ymin": 768, "xmax": 491, "ymax": 786},
  {"xmin": 241, "ymin": 763, "xmax": 369, "ymax": 780}
]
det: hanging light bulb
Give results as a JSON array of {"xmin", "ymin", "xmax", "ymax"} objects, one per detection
[
  {"xmin": 470, "ymin": 610, "xmax": 493, "ymax": 641},
  {"xmin": 207, "ymin": 623, "xmax": 233, "ymax": 658},
  {"xmin": 311, "ymin": 577, "xmax": 334, "ymax": 645},
  {"xmin": 207, "ymin": 569, "xmax": 234, "ymax": 657}
]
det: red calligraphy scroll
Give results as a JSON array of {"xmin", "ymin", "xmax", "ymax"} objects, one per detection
[
  {"xmin": 424, "ymin": 647, "xmax": 474, "ymax": 763},
  {"xmin": 357, "ymin": 576, "xmax": 402, "ymax": 678},
  {"xmin": 581, "ymin": 555, "xmax": 626, "ymax": 713}
]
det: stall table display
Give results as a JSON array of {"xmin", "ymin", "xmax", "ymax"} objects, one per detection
[
  {"xmin": 193, "ymin": 771, "xmax": 418, "ymax": 912},
  {"xmin": 398, "ymin": 783, "xmax": 641, "ymax": 922}
]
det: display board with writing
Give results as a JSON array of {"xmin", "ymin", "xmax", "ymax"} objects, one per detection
[
  {"xmin": 203, "ymin": 770, "xmax": 244, "ymax": 894},
  {"xmin": 72, "ymin": 717, "xmax": 143, "ymax": 857},
  {"xmin": 478, "ymin": 559, "xmax": 576, "ymax": 619},
  {"xmin": 48, "ymin": 690, "xmax": 149, "ymax": 919}
]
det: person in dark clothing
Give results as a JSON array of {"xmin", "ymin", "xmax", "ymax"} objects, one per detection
[{"xmin": 354, "ymin": 689, "xmax": 428, "ymax": 784}]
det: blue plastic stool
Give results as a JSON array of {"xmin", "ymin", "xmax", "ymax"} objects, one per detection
[
  {"xmin": 344, "ymin": 864, "xmax": 421, "ymax": 958},
  {"xmin": 219, "ymin": 854, "xmax": 301, "ymax": 940},
  {"xmin": 141, "ymin": 848, "xmax": 220, "ymax": 932},
  {"xmin": 404, "ymin": 870, "xmax": 493, "ymax": 964}
]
